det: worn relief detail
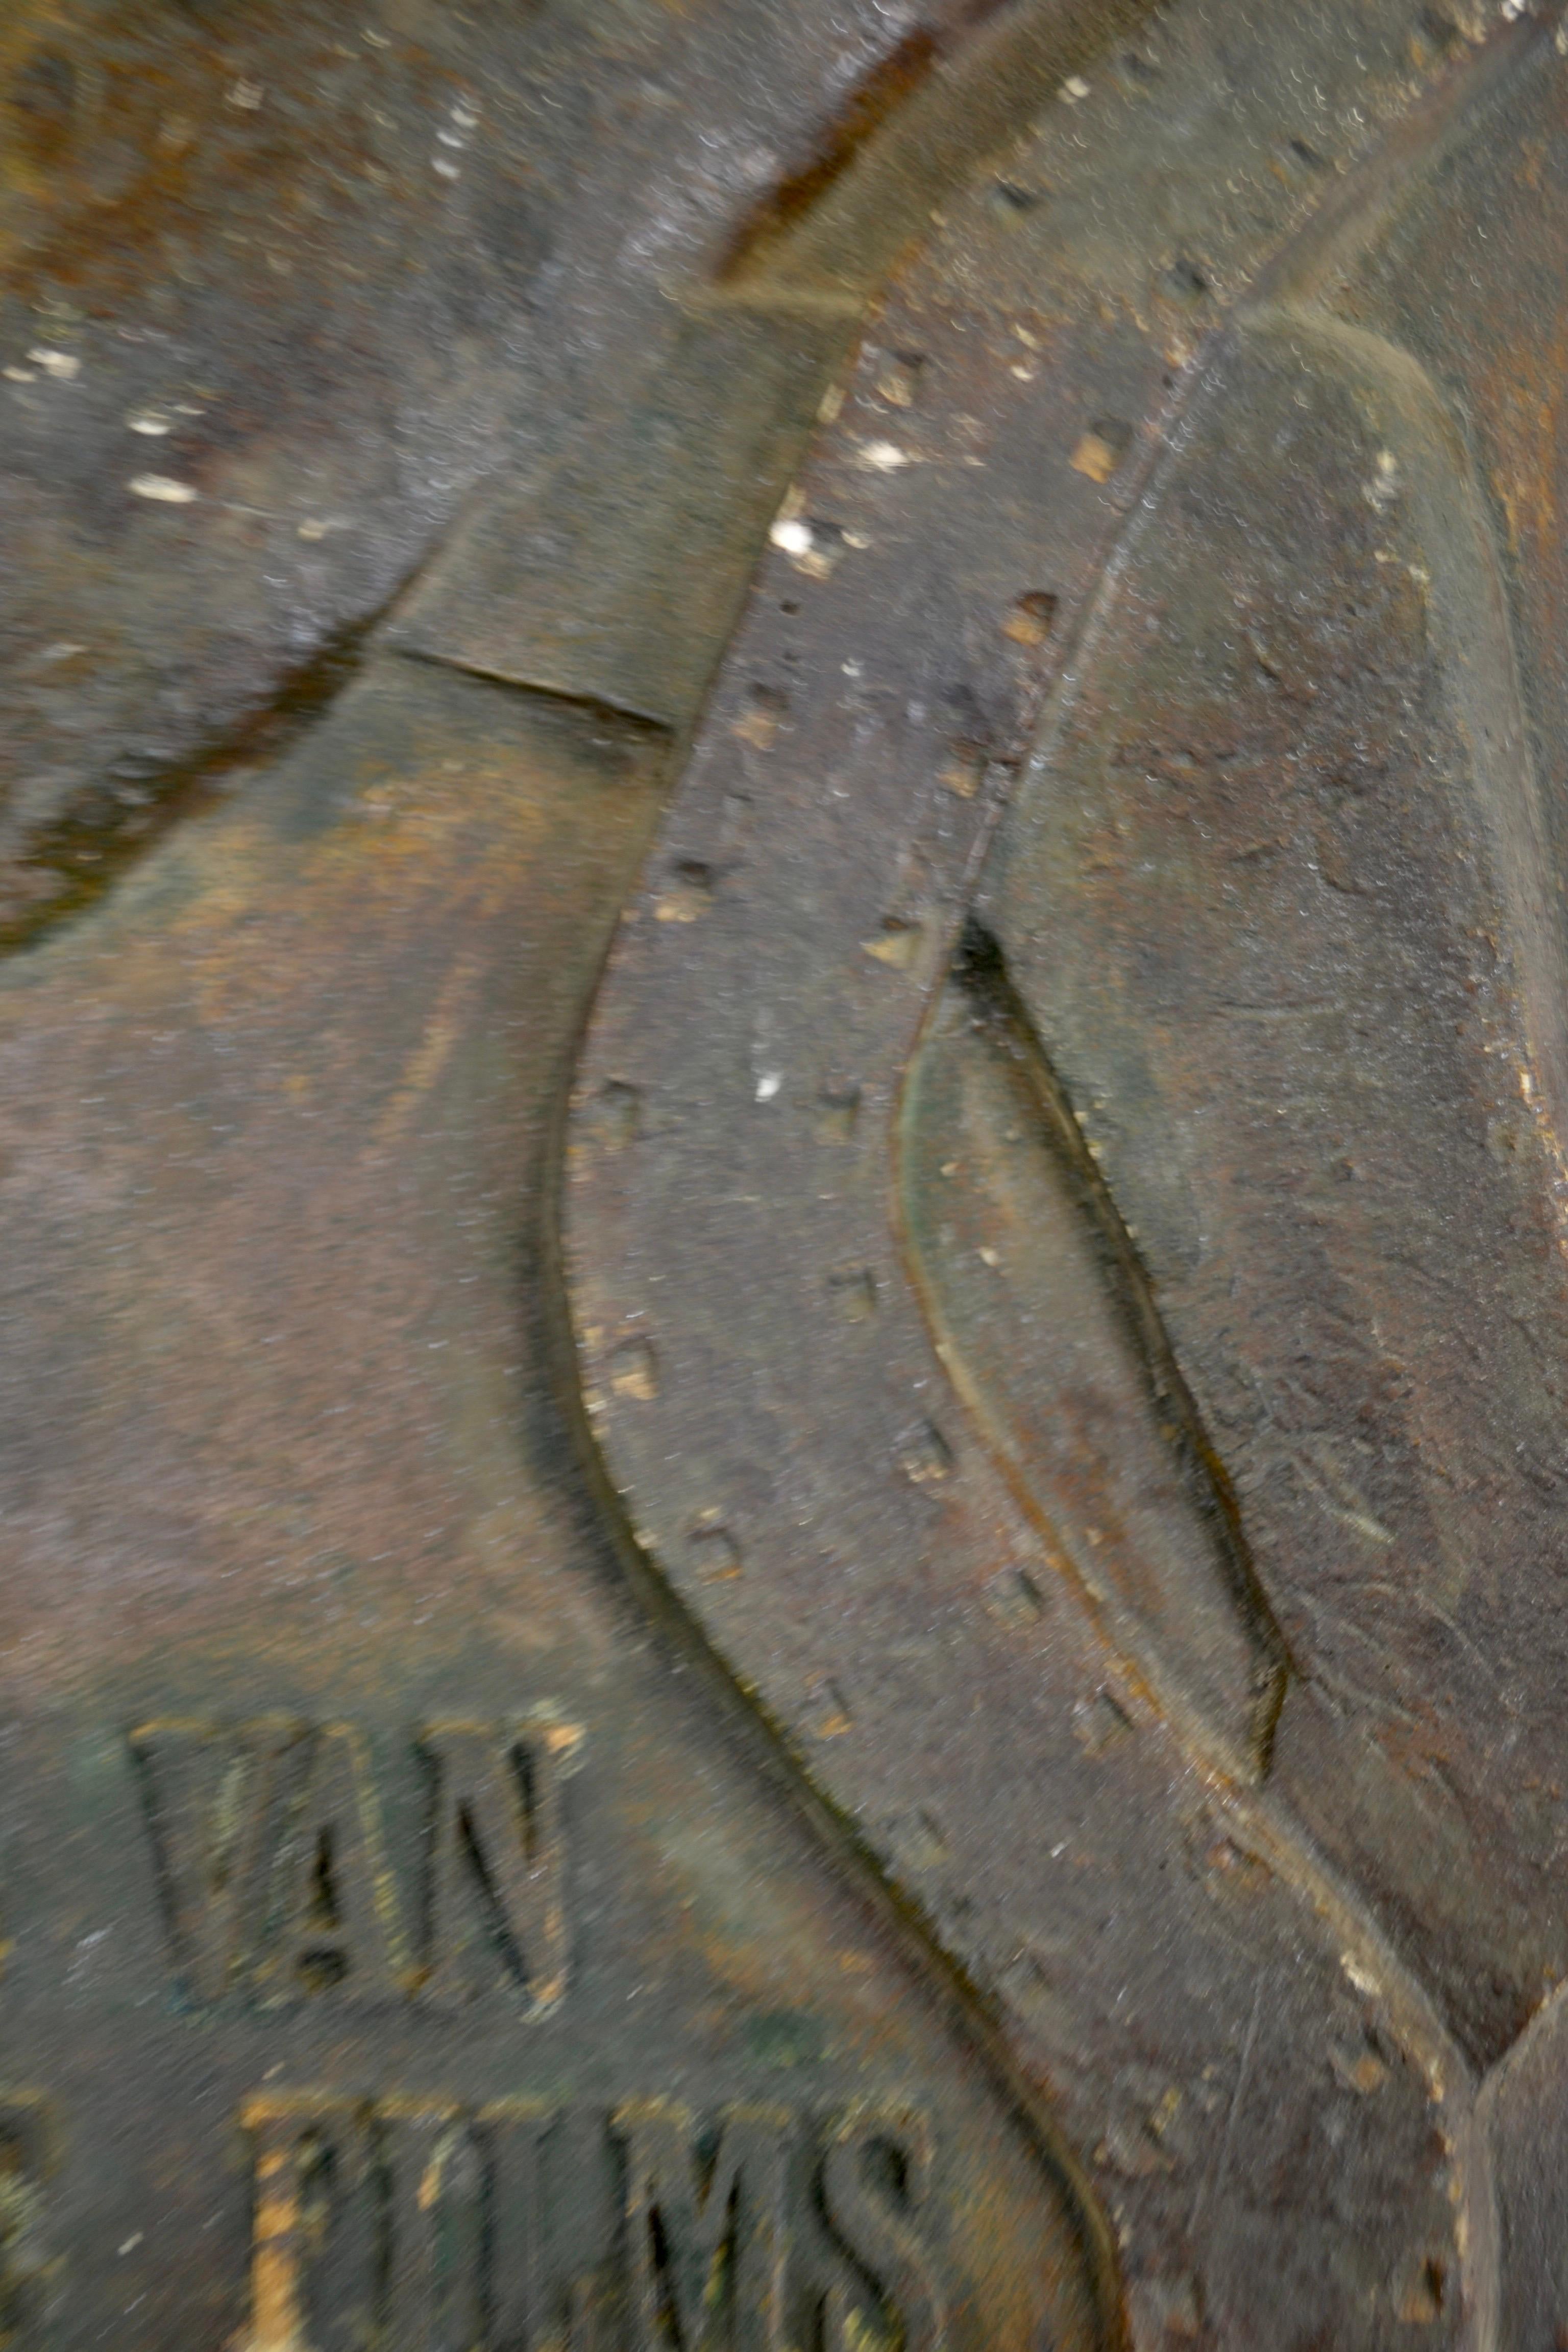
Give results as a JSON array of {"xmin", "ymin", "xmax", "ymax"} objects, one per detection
[
  {"xmin": 3, "ymin": 0, "xmax": 1546, "ymax": 2344},
  {"xmin": 240, "ymin": 2094, "xmax": 946, "ymax": 2352},
  {"xmin": 129, "ymin": 1713, "xmax": 584, "ymax": 2012},
  {"xmin": 558, "ymin": 3, "xmax": 1554, "ymax": 2340},
  {"xmin": 900, "ymin": 939, "xmax": 1289, "ymax": 1778},
  {"xmin": 0, "ymin": 2098, "xmax": 53, "ymax": 2350}
]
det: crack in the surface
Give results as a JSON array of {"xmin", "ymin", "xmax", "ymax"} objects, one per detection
[{"xmin": 390, "ymin": 643, "xmax": 676, "ymax": 746}]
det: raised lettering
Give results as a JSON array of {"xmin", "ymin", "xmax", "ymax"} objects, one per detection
[
  {"xmin": 238, "ymin": 2093, "xmax": 943, "ymax": 2351},
  {"xmin": 483, "ymin": 2101, "xmax": 615, "ymax": 2352},
  {"xmin": 131, "ymin": 1716, "xmax": 307, "ymax": 2004},
  {"xmin": 378, "ymin": 2100, "xmax": 485, "ymax": 2352},
  {"xmin": 820, "ymin": 2104, "xmax": 946, "ymax": 2352},
  {"xmin": 240, "ymin": 2093, "xmax": 374, "ymax": 2352},
  {"xmin": 259, "ymin": 1724, "xmax": 405, "ymax": 2002},
  {"xmin": 417, "ymin": 1714, "xmax": 584, "ymax": 2011},
  {"xmin": 615, "ymin": 2099, "xmax": 791, "ymax": 2352},
  {"xmin": 131, "ymin": 1711, "xmax": 581, "ymax": 2010}
]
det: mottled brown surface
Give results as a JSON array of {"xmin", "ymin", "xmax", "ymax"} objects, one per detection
[
  {"xmin": 0, "ymin": 0, "xmax": 919, "ymax": 929},
  {"xmin": 12, "ymin": 0, "xmax": 1568, "ymax": 2342},
  {"xmin": 567, "ymin": 2, "xmax": 1568, "ymax": 2341},
  {"xmin": 0, "ymin": 655, "xmax": 1100, "ymax": 2344}
]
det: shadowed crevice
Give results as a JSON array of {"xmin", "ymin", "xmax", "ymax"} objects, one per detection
[
  {"xmin": 532, "ymin": 961, "xmax": 1131, "ymax": 2352},
  {"xmin": 1, "ymin": 592, "xmax": 395, "ymax": 959},
  {"xmin": 717, "ymin": 26, "xmax": 946, "ymax": 275},
  {"xmin": 919, "ymin": 917, "xmax": 1293, "ymax": 1776},
  {"xmin": 717, "ymin": 0, "xmax": 1162, "ymax": 297}
]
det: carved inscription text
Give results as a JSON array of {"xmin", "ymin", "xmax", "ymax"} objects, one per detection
[
  {"xmin": 129, "ymin": 1712, "xmax": 584, "ymax": 2012},
  {"xmin": 242, "ymin": 2092, "xmax": 946, "ymax": 2352}
]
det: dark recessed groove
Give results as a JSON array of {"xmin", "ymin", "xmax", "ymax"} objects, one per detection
[
  {"xmin": 1, "ymin": 595, "xmax": 397, "ymax": 960},
  {"xmin": 535, "ymin": 989, "xmax": 1129, "ymax": 2352},
  {"xmin": 951, "ymin": 917, "xmax": 1294, "ymax": 1771},
  {"xmin": 391, "ymin": 643, "xmax": 675, "ymax": 746},
  {"xmin": 4, "ymin": 0, "xmax": 1162, "ymax": 960},
  {"xmin": 719, "ymin": 0, "xmax": 1162, "ymax": 296},
  {"xmin": 718, "ymin": 27, "xmax": 946, "ymax": 275}
]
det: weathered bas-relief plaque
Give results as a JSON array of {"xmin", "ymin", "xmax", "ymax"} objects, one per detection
[
  {"xmin": 0, "ymin": 665, "xmax": 1099, "ymax": 2348},
  {"xmin": 6, "ymin": 0, "xmax": 1568, "ymax": 2343}
]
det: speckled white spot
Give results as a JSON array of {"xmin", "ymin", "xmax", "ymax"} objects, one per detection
[{"xmin": 129, "ymin": 475, "xmax": 198, "ymax": 503}]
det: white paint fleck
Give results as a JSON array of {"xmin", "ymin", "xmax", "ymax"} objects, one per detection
[
  {"xmin": 433, "ymin": 156, "xmax": 460, "ymax": 180},
  {"xmin": 128, "ymin": 412, "xmax": 170, "ymax": 435},
  {"xmin": 227, "ymin": 78, "xmax": 265, "ymax": 109},
  {"xmin": 28, "ymin": 347, "xmax": 79, "ymax": 379},
  {"xmin": 858, "ymin": 439, "xmax": 910, "ymax": 470},
  {"xmin": 118, "ymin": 2236, "xmax": 143, "ymax": 2257},
  {"xmin": 1364, "ymin": 449, "xmax": 1400, "ymax": 510},
  {"xmin": 1059, "ymin": 74, "xmax": 1090, "ymax": 102},
  {"xmin": 67, "ymin": 1925, "xmax": 113, "ymax": 1984},
  {"xmin": 769, "ymin": 516, "xmax": 814, "ymax": 556},
  {"xmin": 4, "ymin": 366, "xmax": 35, "ymax": 384},
  {"xmin": 755, "ymin": 1071, "xmax": 782, "ymax": 1102},
  {"xmin": 129, "ymin": 474, "xmax": 198, "ymax": 503}
]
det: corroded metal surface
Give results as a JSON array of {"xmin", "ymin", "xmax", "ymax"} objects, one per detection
[{"xmin": 5, "ymin": 0, "xmax": 1568, "ymax": 2345}]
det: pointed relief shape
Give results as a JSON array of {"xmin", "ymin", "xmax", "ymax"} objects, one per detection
[
  {"xmin": 898, "ymin": 947, "xmax": 1287, "ymax": 1777},
  {"xmin": 975, "ymin": 298, "xmax": 1568, "ymax": 2060}
]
